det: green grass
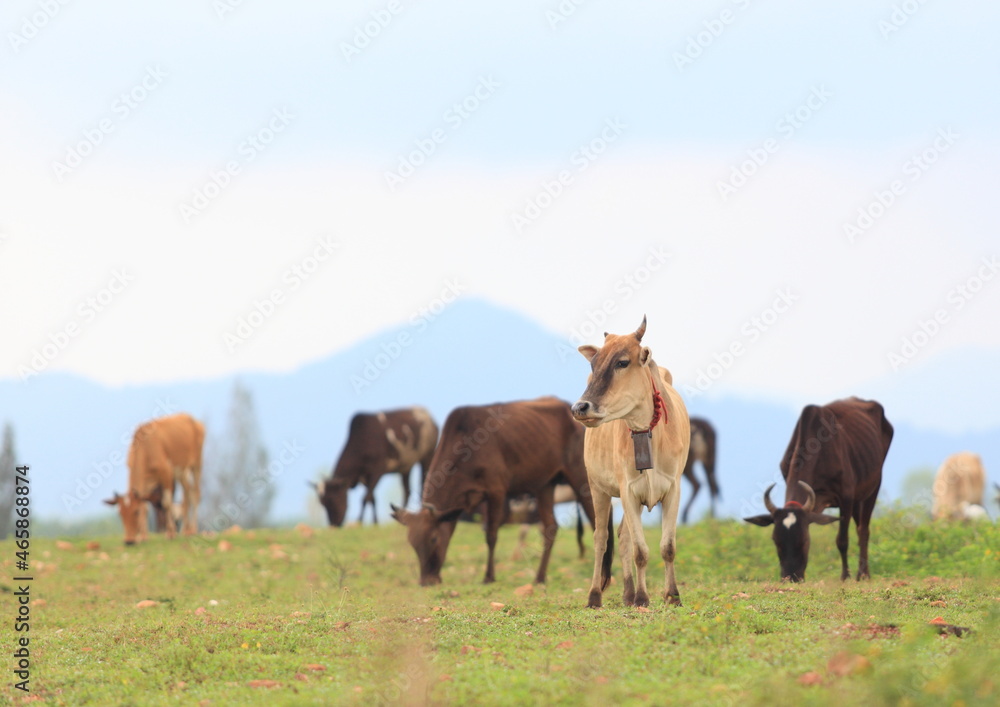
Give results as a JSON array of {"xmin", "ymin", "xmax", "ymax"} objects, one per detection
[{"xmin": 3, "ymin": 511, "xmax": 998, "ymax": 705}]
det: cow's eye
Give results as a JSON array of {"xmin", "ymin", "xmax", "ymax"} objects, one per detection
[{"xmin": 615, "ymin": 360, "xmax": 629, "ymax": 369}]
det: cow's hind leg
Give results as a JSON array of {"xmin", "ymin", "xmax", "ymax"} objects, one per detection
[
  {"xmin": 660, "ymin": 482, "xmax": 682, "ymax": 606},
  {"xmin": 836, "ymin": 500, "xmax": 853, "ymax": 581},
  {"xmin": 181, "ymin": 467, "xmax": 199, "ymax": 536},
  {"xmin": 161, "ymin": 482, "xmax": 176, "ymax": 540},
  {"xmin": 533, "ymin": 486, "xmax": 557, "ymax": 584},
  {"xmin": 681, "ymin": 465, "xmax": 700, "ymax": 525},
  {"xmin": 855, "ymin": 494, "xmax": 877, "ymax": 580},
  {"xmin": 587, "ymin": 491, "xmax": 613, "ymax": 608}
]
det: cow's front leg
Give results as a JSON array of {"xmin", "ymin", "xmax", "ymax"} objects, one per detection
[
  {"xmin": 836, "ymin": 501, "xmax": 853, "ymax": 581},
  {"xmin": 401, "ymin": 467, "xmax": 412, "ymax": 508},
  {"xmin": 620, "ymin": 489, "xmax": 649, "ymax": 607},
  {"xmin": 587, "ymin": 491, "xmax": 613, "ymax": 608},
  {"xmin": 483, "ymin": 495, "xmax": 505, "ymax": 584},
  {"xmin": 618, "ymin": 520, "xmax": 636, "ymax": 606}
]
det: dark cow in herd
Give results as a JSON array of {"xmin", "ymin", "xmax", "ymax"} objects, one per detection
[
  {"xmin": 314, "ymin": 407, "xmax": 438, "ymax": 526},
  {"xmin": 744, "ymin": 397, "xmax": 893, "ymax": 582},
  {"xmin": 392, "ymin": 397, "xmax": 595, "ymax": 586},
  {"xmin": 681, "ymin": 417, "xmax": 719, "ymax": 524}
]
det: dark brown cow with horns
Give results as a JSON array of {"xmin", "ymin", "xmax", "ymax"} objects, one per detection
[
  {"xmin": 391, "ymin": 397, "xmax": 595, "ymax": 586},
  {"xmin": 744, "ymin": 397, "xmax": 893, "ymax": 582}
]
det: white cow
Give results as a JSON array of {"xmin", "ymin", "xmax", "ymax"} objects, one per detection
[{"xmin": 932, "ymin": 452, "xmax": 986, "ymax": 521}]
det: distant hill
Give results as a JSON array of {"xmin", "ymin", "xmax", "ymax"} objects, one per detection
[{"xmin": 2, "ymin": 298, "xmax": 997, "ymax": 528}]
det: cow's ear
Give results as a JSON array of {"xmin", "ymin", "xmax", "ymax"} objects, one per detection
[
  {"xmin": 103, "ymin": 494, "xmax": 120, "ymax": 506},
  {"xmin": 743, "ymin": 514, "xmax": 774, "ymax": 527},
  {"xmin": 639, "ymin": 346, "xmax": 651, "ymax": 365},
  {"xmin": 808, "ymin": 512, "xmax": 839, "ymax": 525},
  {"xmin": 390, "ymin": 503, "xmax": 409, "ymax": 525},
  {"xmin": 437, "ymin": 508, "xmax": 464, "ymax": 524},
  {"xmin": 578, "ymin": 345, "xmax": 598, "ymax": 362}
]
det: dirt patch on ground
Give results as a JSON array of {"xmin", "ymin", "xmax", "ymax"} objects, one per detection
[{"xmin": 831, "ymin": 622, "xmax": 900, "ymax": 639}]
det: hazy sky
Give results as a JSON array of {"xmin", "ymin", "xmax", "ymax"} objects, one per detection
[{"xmin": 3, "ymin": 1, "xmax": 999, "ymax": 431}]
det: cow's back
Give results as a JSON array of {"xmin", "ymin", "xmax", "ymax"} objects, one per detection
[
  {"xmin": 425, "ymin": 398, "xmax": 580, "ymax": 506},
  {"xmin": 129, "ymin": 414, "xmax": 204, "ymax": 491},
  {"xmin": 781, "ymin": 397, "xmax": 890, "ymax": 507}
]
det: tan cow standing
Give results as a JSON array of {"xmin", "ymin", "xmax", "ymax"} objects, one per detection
[
  {"xmin": 571, "ymin": 317, "xmax": 691, "ymax": 608},
  {"xmin": 104, "ymin": 413, "xmax": 205, "ymax": 544},
  {"xmin": 932, "ymin": 451, "xmax": 986, "ymax": 520}
]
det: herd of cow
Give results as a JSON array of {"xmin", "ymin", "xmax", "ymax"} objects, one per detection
[{"xmin": 103, "ymin": 318, "xmax": 996, "ymax": 607}]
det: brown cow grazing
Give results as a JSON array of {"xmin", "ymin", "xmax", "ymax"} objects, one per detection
[
  {"xmin": 314, "ymin": 407, "xmax": 438, "ymax": 526},
  {"xmin": 391, "ymin": 397, "xmax": 596, "ymax": 586},
  {"xmin": 681, "ymin": 417, "xmax": 720, "ymax": 524},
  {"xmin": 571, "ymin": 317, "xmax": 691, "ymax": 609},
  {"xmin": 744, "ymin": 397, "xmax": 893, "ymax": 582},
  {"xmin": 104, "ymin": 413, "xmax": 205, "ymax": 545},
  {"xmin": 932, "ymin": 452, "xmax": 987, "ymax": 521}
]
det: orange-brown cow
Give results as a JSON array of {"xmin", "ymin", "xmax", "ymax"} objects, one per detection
[{"xmin": 104, "ymin": 413, "xmax": 204, "ymax": 545}]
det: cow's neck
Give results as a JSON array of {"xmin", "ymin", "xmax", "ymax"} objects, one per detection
[{"xmin": 622, "ymin": 361, "xmax": 664, "ymax": 434}]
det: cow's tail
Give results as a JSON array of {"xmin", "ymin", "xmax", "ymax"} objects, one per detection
[
  {"xmin": 600, "ymin": 513, "xmax": 614, "ymax": 591},
  {"xmin": 575, "ymin": 504, "xmax": 584, "ymax": 559}
]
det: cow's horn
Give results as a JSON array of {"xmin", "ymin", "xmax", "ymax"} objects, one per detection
[
  {"xmin": 763, "ymin": 484, "xmax": 777, "ymax": 514},
  {"xmin": 634, "ymin": 315, "xmax": 647, "ymax": 342},
  {"xmin": 798, "ymin": 480, "xmax": 816, "ymax": 512}
]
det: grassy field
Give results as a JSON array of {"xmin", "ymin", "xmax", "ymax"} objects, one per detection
[{"xmin": 3, "ymin": 511, "xmax": 998, "ymax": 706}]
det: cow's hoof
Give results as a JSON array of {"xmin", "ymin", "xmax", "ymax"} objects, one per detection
[
  {"xmin": 623, "ymin": 578, "xmax": 635, "ymax": 606},
  {"xmin": 587, "ymin": 590, "xmax": 603, "ymax": 609},
  {"xmin": 665, "ymin": 593, "xmax": 682, "ymax": 607},
  {"xmin": 634, "ymin": 592, "xmax": 650, "ymax": 608},
  {"xmin": 482, "ymin": 577, "xmax": 495, "ymax": 585}
]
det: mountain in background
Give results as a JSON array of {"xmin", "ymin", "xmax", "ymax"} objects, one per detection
[{"xmin": 2, "ymin": 298, "xmax": 997, "ymax": 529}]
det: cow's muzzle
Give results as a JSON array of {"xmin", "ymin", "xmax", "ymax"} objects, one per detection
[{"xmin": 571, "ymin": 400, "xmax": 605, "ymax": 426}]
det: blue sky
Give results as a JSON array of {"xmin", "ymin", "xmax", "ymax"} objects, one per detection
[{"xmin": 2, "ymin": 0, "xmax": 999, "ymax": 433}]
